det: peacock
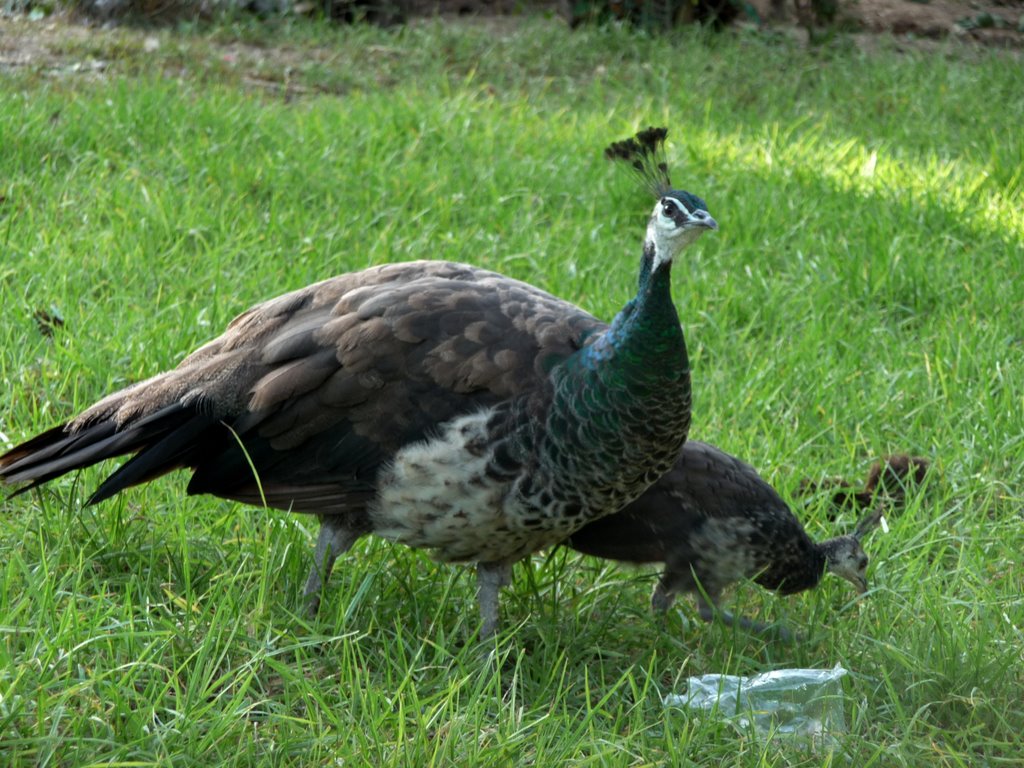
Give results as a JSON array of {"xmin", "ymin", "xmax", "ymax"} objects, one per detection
[
  {"xmin": 567, "ymin": 440, "xmax": 884, "ymax": 636},
  {"xmin": 0, "ymin": 127, "xmax": 716, "ymax": 637}
]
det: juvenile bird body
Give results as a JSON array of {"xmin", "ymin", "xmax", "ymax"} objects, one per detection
[{"xmin": 568, "ymin": 440, "xmax": 879, "ymax": 633}]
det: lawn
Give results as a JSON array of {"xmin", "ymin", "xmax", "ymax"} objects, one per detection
[{"xmin": 0, "ymin": 15, "xmax": 1022, "ymax": 767}]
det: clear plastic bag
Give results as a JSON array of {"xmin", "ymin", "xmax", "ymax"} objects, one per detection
[{"xmin": 664, "ymin": 664, "xmax": 849, "ymax": 741}]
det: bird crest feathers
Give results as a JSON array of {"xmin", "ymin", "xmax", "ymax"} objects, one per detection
[
  {"xmin": 604, "ymin": 126, "xmax": 673, "ymax": 199},
  {"xmin": 852, "ymin": 506, "xmax": 885, "ymax": 541}
]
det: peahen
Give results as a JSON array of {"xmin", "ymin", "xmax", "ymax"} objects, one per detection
[
  {"xmin": 567, "ymin": 440, "xmax": 884, "ymax": 636},
  {"xmin": 0, "ymin": 127, "xmax": 716, "ymax": 637}
]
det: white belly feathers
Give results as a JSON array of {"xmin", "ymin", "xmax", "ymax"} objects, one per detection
[{"xmin": 370, "ymin": 409, "xmax": 549, "ymax": 564}]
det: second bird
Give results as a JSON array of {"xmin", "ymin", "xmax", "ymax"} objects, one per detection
[{"xmin": 568, "ymin": 440, "xmax": 884, "ymax": 637}]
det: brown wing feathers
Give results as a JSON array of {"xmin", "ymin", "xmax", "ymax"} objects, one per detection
[{"xmin": 1, "ymin": 261, "xmax": 606, "ymax": 521}]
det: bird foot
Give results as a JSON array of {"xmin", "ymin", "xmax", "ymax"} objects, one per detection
[
  {"xmin": 304, "ymin": 592, "xmax": 322, "ymax": 619},
  {"xmin": 302, "ymin": 517, "xmax": 360, "ymax": 617}
]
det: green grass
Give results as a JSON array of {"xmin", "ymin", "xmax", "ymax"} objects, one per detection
[{"xmin": 1, "ymin": 15, "xmax": 1023, "ymax": 767}]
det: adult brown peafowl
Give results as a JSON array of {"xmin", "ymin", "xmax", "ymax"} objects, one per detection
[
  {"xmin": 567, "ymin": 440, "xmax": 884, "ymax": 636},
  {"xmin": 0, "ymin": 128, "xmax": 716, "ymax": 638}
]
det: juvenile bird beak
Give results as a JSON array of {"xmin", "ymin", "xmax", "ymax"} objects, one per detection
[{"xmin": 854, "ymin": 576, "xmax": 868, "ymax": 594}]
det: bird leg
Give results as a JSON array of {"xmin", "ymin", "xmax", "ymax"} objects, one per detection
[
  {"xmin": 651, "ymin": 580, "xmax": 677, "ymax": 613},
  {"xmin": 654, "ymin": 580, "xmax": 774, "ymax": 635},
  {"xmin": 476, "ymin": 561, "xmax": 512, "ymax": 639},
  {"xmin": 696, "ymin": 593, "xmax": 794, "ymax": 642},
  {"xmin": 653, "ymin": 576, "xmax": 792, "ymax": 640},
  {"xmin": 303, "ymin": 516, "xmax": 360, "ymax": 616},
  {"xmin": 695, "ymin": 592, "xmax": 734, "ymax": 624}
]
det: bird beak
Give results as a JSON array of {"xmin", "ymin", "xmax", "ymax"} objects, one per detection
[
  {"xmin": 698, "ymin": 214, "xmax": 718, "ymax": 231},
  {"xmin": 855, "ymin": 576, "xmax": 868, "ymax": 594}
]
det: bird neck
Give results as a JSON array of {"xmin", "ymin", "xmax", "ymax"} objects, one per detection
[
  {"xmin": 573, "ymin": 244, "xmax": 689, "ymax": 393},
  {"xmin": 756, "ymin": 542, "xmax": 826, "ymax": 595},
  {"xmin": 593, "ymin": 241, "xmax": 686, "ymax": 368},
  {"xmin": 513, "ymin": 238, "xmax": 692, "ymax": 521}
]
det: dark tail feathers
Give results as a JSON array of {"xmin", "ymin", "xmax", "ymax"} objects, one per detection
[{"xmin": 0, "ymin": 404, "xmax": 219, "ymax": 504}]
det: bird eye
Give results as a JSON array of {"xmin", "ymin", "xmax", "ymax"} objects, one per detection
[{"xmin": 661, "ymin": 199, "xmax": 677, "ymax": 216}]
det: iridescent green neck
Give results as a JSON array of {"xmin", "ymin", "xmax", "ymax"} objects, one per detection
[
  {"xmin": 579, "ymin": 245, "xmax": 687, "ymax": 376},
  {"xmin": 503, "ymin": 235, "xmax": 693, "ymax": 526},
  {"xmin": 518, "ymin": 245, "xmax": 691, "ymax": 521}
]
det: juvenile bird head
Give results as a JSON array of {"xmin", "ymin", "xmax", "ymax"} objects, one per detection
[
  {"xmin": 605, "ymin": 126, "xmax": 717, "ymax": 271},
  {"xmin": 820, "ymin": 505, "xmax": 886, "ymax": 594},
  {"xmin": 820, "ymin": 535, "xmax": 870, "ymax": 594}
]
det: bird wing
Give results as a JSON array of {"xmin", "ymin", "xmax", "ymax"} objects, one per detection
[
  {"xmin": 670, "ymin": 441, "xmax": 788, "ymax": 515},
  {"xmin": 1, "ymin": 261, "xmax": 607, "ymax": 515},
  {"xmin": 565, "ymin": 441, "xmax": 790, "ymax": 563}
]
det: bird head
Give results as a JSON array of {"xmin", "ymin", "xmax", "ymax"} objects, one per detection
[
  {"xmin": 821, "ymin": 535, "xmax": 870, "ymax": 594},
  {"xmin": 605, "ymin": 126, "xmax": 717, "ymax": 273},
  {"xmin": 820, "ymin": 505, "xmax": 886, "ymax": 594},
  {"xmin": 649, "ymin": 192, "xmax": 718, "ymax": 264}
]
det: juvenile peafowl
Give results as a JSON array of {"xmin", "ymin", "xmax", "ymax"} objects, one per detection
[
  {"xmin": 0, "ymin": 127, "xmax": 716, "ymax": 637},
  {"xmin": 567, "ymin": 440, "xmax": 884, "ymax": 637}
]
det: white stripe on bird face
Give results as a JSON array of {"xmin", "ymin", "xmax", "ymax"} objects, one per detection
[{"xmin": 647, "ymin": 200, "xmax": 714, "ymax": 270}]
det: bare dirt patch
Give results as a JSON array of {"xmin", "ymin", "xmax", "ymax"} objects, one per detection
[
  {"xmin": 0, "ymin": 1, "xmax": 1020, "ymax": 84},
  {"xmin": 859, "ymin": 0, "xmax": 982, "ymax": 35},
  {"xmin": 846, "ymin": 0, "xmax": 1023, "ymax": 44},
  {"xmin": 742, "ymin": 0, "xmax": 1023, "ymax": 45}
]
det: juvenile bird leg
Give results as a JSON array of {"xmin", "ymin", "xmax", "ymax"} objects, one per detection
[
  {"xmin": 696, "ymin": 593, "xmax": 794, "ymax": 642},
  {"xmin": 476, "ymin": 561, "xmax": 513, "ymax": 639},
  {"xmin": 304, "ymin": 516, "xmax": 360, "ymax": 616},
  {"xmin": 696, "ymin": 592, "xmax": 745, "ymax": 628},
  {"xmin": 653, "ymin": 579, "xmax": 793, "ymax": 641},
  {"xmin": 651, "ymin": 580, "xmax": 676, "ymax": 613}
]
